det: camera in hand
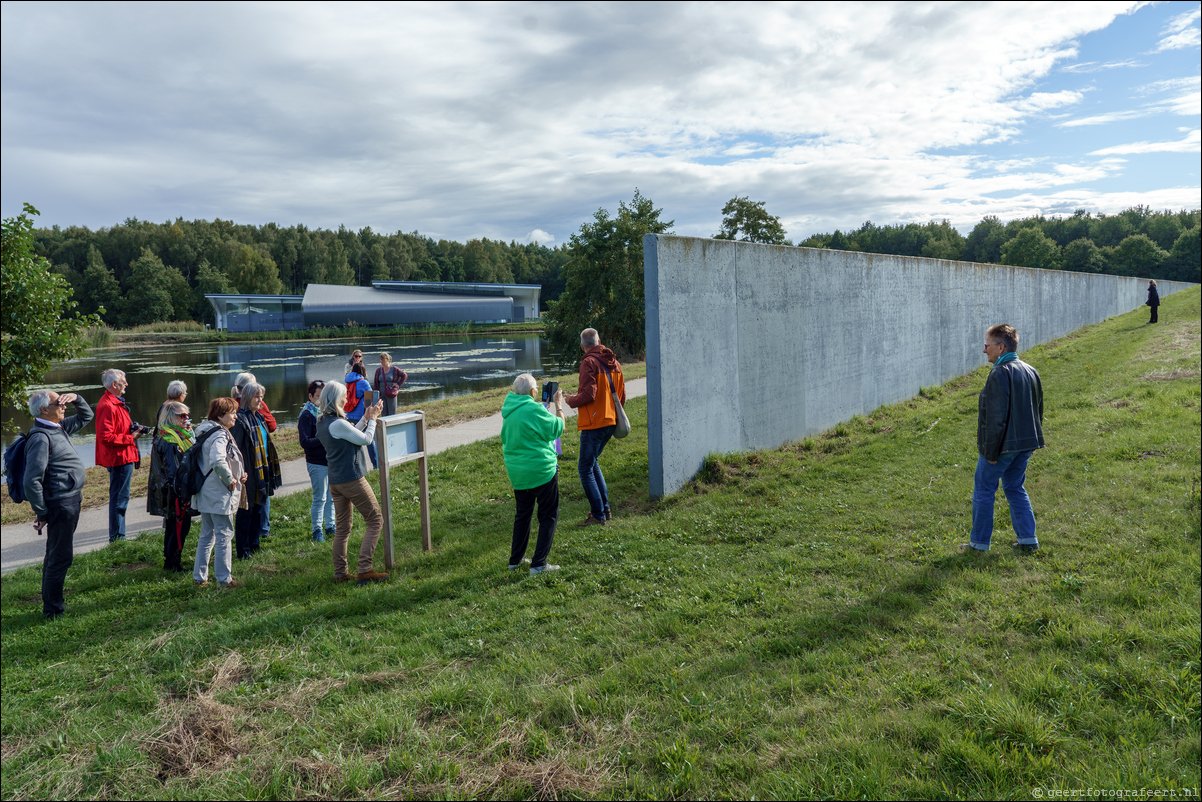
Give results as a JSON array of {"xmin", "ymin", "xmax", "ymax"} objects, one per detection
[
  {"xmin": 541, "ymin": 381, "xmax": 559, "ymax": 403},
  {"xmin": 130, "ymin": 421, "xmax": 149, "ymax": 435}
]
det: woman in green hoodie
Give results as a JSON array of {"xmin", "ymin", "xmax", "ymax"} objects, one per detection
[{"xmin": 501, "ymin": 373, "xmax": 566, "ymax": 575}]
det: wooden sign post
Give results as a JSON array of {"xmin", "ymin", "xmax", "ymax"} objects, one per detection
[{"xmin": 375, "ymin": 410, "xmax": 432, "ymax": 569}]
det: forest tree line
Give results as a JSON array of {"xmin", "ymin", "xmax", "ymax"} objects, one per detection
[
  {"xmin": 30, "ymin": 219, "xmax": 571, "ymax": 328},
  {"xmin": 795, "ymin": 206, "xmax": 1200, "ymax": 282},
  {"xmin": 26, "ymin": 202, "xmax": 1201, "ymax": 335}
]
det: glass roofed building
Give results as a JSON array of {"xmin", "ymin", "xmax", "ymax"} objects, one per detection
[{"xmin": 205, "ymin": 281, "xmax": 541, "ymax": 332}]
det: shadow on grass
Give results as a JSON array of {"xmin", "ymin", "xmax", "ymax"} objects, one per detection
[{"xmin": 756, "ymin": 555, "xmax": 983, "ymax": 660}]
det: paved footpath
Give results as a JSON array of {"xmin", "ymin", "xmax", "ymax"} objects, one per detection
[{"xmin": 1, "ymin": 378, "xmax": 646, "ymax": 574}]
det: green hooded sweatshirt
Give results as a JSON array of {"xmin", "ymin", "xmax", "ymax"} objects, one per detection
[{"xmin": 500, "ymin": 392, "xmax": 565, "ymax": 490}]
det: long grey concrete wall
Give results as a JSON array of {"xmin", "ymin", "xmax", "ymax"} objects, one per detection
[{"xmin": 644, "ymin": 235, "xmax": 1196, "ymax": 497}]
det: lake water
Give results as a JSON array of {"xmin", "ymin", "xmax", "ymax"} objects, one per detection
[{"xmin": 2, "ymin": 334, "xmax": 560, "ymax": 469}]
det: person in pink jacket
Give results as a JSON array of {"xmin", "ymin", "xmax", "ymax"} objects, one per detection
[{"xmin": 95, "ymin": 368, "xmax": 149, "ymax": 542}]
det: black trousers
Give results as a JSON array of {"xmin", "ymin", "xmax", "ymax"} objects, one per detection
[
  {"xmin": 42, "ymin": 492, "xmax": 82, "ymax": 617},
  {"xmin": 235, "ymin": 504, "xmax": 263, "ymax": 559},
  {"xmin": 511, "ymin": 472, "xmax": 559, "ymax": 569},
  {"xmin": 1150, "ymin": 305, "xmax": 1159, "ymax": 323},
  {"xmin": 164, "ymin": 498, "xmax": 194, "ymax": 570}
]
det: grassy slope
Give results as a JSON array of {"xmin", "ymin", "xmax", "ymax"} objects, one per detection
[{"xmin": 1, "ymin": 291, "xmax": 1198, "ymax": 800}]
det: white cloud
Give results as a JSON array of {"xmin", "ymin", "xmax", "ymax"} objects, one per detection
[
  {"xmin": 1060, "ymin": 58, "xmax": 1144, "ymax": 73},
  {"xmin": 1154, "ymin": 6, "xmax": 1201, "ymax": 51},
  {"xmin": 524, "ymin": 229, "xmax": 555, "ymax": 245},
  {"xmin": 1, "ymin": 0, "xmax": 1190, "ymax": 244},
  {"xmin": 1089, "ymin": 129, "xmax": 1202, "ymax": 155}
]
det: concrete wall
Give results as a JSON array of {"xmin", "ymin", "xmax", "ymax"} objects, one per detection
[{"xmin": 644, "ymin": 235, "xmax": 1196, "ymax": 497}]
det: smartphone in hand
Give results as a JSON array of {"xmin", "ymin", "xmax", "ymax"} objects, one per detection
[{"xmin": 541, "ymin": 380, "xmax": 559, "ymax": 403}]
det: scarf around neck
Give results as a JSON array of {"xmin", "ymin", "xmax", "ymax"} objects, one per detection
[
  {"xmin": 994, "ymin": 352, "xmax": 1018, "ymax": 368},
  {"xmin": 160, "ymin": 422, "xmax": 194, "ymax": 451}
]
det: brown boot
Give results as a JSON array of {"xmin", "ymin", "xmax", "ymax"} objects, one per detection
[
  {"xmin": 334, "ymin": 574, "xmax": 353, "ymax": 583},
  {"xmin": 576, "ymin": 513, "xmax": 607, "ymax": 527},
  {"xmin": 357, "ymin": 570, "xmax": 388, "ymax": 585}
]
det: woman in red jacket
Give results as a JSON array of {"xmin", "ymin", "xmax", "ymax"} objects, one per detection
[{"xmin": 95, "ymin": 368, "xmax": 149, "ymax": 542}]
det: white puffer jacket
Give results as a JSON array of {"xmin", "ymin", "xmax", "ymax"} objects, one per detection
[{"xmin": 192, "ymin": 420, "xmax": 246, "ymax": 516}]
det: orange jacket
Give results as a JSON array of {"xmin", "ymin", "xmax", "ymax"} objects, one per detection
[{"xmin": 566, "ymin": 346, "xmax": 626, "ymax": 431}]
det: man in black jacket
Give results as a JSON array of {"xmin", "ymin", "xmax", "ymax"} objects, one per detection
[
  {"xmin": 965, "ymin": 324, "xmax": 1044, "ymax": 553},
  {"xmin": 22, "ymin": 390, "xmax": 94, "ymax": 618}
]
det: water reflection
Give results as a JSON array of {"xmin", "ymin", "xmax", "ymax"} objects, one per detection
[{"xmin": 2, "ymin": 334, "xmax": 559, "ymax": 467}]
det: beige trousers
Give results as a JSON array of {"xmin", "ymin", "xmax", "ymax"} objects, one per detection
[{"xmin": 329, "ymin": 476, "xmax": 383, "ymax": 577}]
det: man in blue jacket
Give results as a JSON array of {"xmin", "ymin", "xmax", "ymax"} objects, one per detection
[
  {"xmin": 964, "ymin": 324, "xmax": 1044, "ymax": 553},
  {"xmin": 22, "ymin": 389, "xmax": 94, "ymax": 618}
]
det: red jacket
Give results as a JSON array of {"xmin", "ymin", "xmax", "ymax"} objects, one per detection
[
  {"xmin": 95, "ymin": 390, "xmax": 141, "ymax": 467},
  {"xmin": 260, "ymin": 400, "xmax": 277, "ymax": 433}
]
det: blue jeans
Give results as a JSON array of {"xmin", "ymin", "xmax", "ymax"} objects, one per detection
[
  {"xmin": 307, "ymin": 462, "xmax": 335, "ymax": 531},
  {"xmin": 367, "ymin": 441, "xmax": 378, "ymax": 470},
  {"xmin": 260, "ymin": 496, "xmax": 271, "ymax": 537},
  {"xmin": 578, "ymin": 426, "xmax": 615, "ymax": 519},
  {"xmin": 107, "ymin": 463, "xmax": 134, "ymax": 541},
  {"xmin": 970, "ymin": 451, "xmax": 1038, "ymax": 550}
]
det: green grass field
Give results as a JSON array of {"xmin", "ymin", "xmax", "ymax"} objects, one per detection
[{"xmin": 2, "ymin": 290, "xmax": 1198, "ymax": 800}]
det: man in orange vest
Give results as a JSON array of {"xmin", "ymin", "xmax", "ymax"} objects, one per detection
[{"xmin": 564, "ymin": 328, "xmax": 626, "ymax": 526}]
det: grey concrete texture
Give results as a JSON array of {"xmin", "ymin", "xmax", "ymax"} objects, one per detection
[
  {"xmin": 644, "ymin": 234, "xmax": 1196, "ymax": 497},
  {"xmin": 1, "ymin": 378, "xmax": 647, "ymax": 574}
]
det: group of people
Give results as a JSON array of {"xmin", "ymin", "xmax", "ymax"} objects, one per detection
[
  {"xmin": 20, "ymin": 348, "xmax": 408, "ymax": 617},
  {"xmin": 22, "ymin": 309, "xmax": 1084, "ymax": 619}
]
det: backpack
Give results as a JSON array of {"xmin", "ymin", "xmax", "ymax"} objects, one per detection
[
  {"xmin": 174, "ymin": 427, "xmax": 220, "ymax": 501},
  {"xmin": 4, "ymin": 430, "xmax": 49, "ymax": 505},
  {"xmin": 344, "ymin": 378, "xmax": 364, "ymax": 414}
]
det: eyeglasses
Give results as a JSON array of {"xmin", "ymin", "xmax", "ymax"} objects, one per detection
[
  {"xmin": 50, "ymin": 401, "xmax": 69, "ymax": 408},
  {"xmin": 178, "ymin": 414, "xmax": 190, "ymax": 420}
]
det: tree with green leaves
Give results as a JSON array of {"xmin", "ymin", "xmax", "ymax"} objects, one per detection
[
  {"xmin": 1, "ymin": 204, "xmax": 100, "ymax": 432},
  {"xmin": 325, "ymin": 240, "xmax": 353, "ymax": 286},
  {"xmin": 1105, "ymin": 234, "xmax": 1168, "ymax": 278},
  {"xmin": 79, "ymin": 244, "xmax": 120, "ymax": 317},
  {"xmin": 963, "ymin": 216, "xmax": 1008, "ymax": 264},
  {"xmin": 1000, "ymin": 227, "xmax": 1061, "ymax": 271},
  {"xmin": 1161, "ymin": 226, "xmax": 1201, "ymax": 282},
  {"xmin": 119, "ymin": 248, "xmax": 176, "ymax": 326},
  {"xmin": 545, "ymin": 189, "xmax": 673, "ymax": 366},
  {"xmin": 713, "ymin": 196, "xmax": 788, "ymax": 244},
  {"xmin": 1062, "ymin": 238, "xmax": 1105, "ymax": 273},
  {"xmin": 226, "ymin": 244, "xmax": 283, "ymax": 295}
]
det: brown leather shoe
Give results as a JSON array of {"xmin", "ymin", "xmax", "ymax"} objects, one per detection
[
  {"xmin": 334, "ymin": 574, "xmax": 353, "ymax": 583},
  {"xmin": 194, "ymin": 580, "xmax": 210, "ymax": 588},
  {"xmin": 576, "ymin": 513, "xmax": 607, "ymax": 527},
  {"xmin": 219, "ymin": 579, "xmax": 240, "ymax": 588},
  {"xmin": 357, "ymin": 570, "xmax": 388, "ymax": 585}
]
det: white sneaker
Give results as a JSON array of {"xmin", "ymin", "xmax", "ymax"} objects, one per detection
[{"xmin": 530, "ymin": 564, "xmax": 561, "ymax": 575}]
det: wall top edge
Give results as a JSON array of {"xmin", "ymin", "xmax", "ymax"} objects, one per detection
[{"xmin": 646, "ymin": 234, "xmax": 1199, "ymax": 286}]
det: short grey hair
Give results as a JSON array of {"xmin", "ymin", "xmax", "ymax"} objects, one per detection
[
  {"xmin": 231, "ymin": 372, "xmax": 256, "ymax": 398},
  {"xmin": 319, "ymin": 381, "xmax": 347, "ymax": 418},
  {"xmin": 157, "ymin": 400, "xmax": 189, "ymax": 429},
  {"xmin": 102, "ymin": 368, "xmax": 126, "ymax": 388},
  {"xmin": 239, "ymin": 382, "xmax": 265, "ymax": 409},
  {"xmin": 166, "ymin": 380, "xmax": 187, "ymax": 399},
  {"xmin": 512, "ymin": 373, "xmax": 538, "ymax": 396},
  {"xmin": 580, "ymin": 328, "xmax": 599, "ymax": 348},
  {"xmin": 28, "ymin": 390, "xmax": 54, "ymax": 418}
]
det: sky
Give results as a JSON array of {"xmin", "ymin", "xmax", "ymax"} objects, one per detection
[{"xmin": 2, "ymin": 1, "xmax": 1199, "ymax": 246}]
